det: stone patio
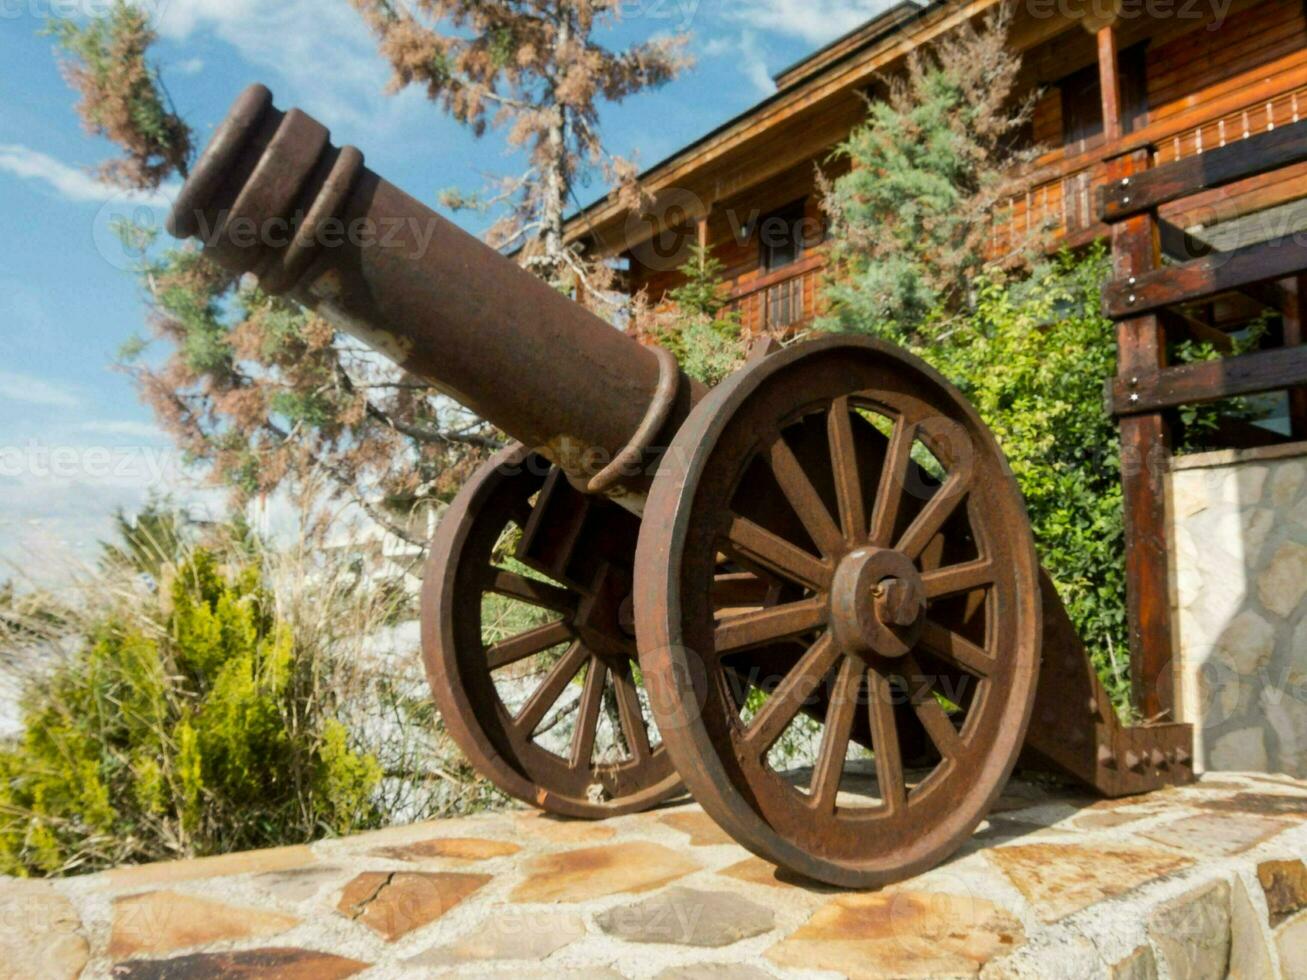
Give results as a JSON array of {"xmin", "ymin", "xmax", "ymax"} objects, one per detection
[{"xmin": 5, "ymin": 773, "xmax": 1307, "ymax": 979}]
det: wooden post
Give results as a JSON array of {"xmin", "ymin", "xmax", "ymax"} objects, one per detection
[
  {"xmin": 1281, "ymin": 275, "xmax": 1307, "ymax": 439},
  {"xmin": 1097, "ymin": 23, "xmax": 1124, "ymax": 144},
  {"xmin": 1107, "ymin": 146, "xmax": 1177, "ymax": 722}
]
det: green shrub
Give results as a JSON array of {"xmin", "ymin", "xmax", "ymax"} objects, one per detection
[
  {"xmin": 0, "ymin": 539, "xmax": 386, "ymax": 876},
  {"xmin": 655, "ymin": 245, "xmax": 748, "ymax": 386},
  {"xmin": 823, "ymin": 248, "xmax": 1133, "ymax": 711}
]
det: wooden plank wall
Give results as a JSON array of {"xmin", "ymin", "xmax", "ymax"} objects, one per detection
[{"xmin": 631, "ymin": 0, "xmax": 1307, "ymax": 320}]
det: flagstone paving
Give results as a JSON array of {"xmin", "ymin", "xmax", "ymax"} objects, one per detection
[{"xmin": 3, "ymin": 773, "xmax": 1306, "ymax": 979}]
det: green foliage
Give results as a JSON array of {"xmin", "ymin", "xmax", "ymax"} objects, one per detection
[
  {"xmin": 820, "ymin": 10, "xmax": 1036, "ymax": 341},
  {"xmin": 1172, "ymin": 316, "xmax": 1271, "ymax": 451},
  {"xmin": 657, "ymin": 245, "xmax": 747, "ymax": 386},
  {"xmin": 824, "ymin": 248, "xmax": 1134, "ymax": 712},
  {"xmin": 0, "ymin": 543, "xmax": 383, "ymax": 876},
  {"xmin": 46, "ymin": 1, "xmax": 192, "ymax": 189}
]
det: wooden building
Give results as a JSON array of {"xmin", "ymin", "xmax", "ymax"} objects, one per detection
[
  {"xmin": 567, "ymin": 0, "xmax": 1307, "ymax": 337},
  {"xmin": 565, "ymin": 0, "xmax": 1307, "ymax": 723}
]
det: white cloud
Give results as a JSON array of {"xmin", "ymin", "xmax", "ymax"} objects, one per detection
[
  {"xmin": 727, "ymin": 0, "xmax": 901, "ymax": 45},
  {"xmin": 701, "ymin": 31, "xmax": 777, "ymax": 97},
  {"xmin": 0, "ymin": 371, "xmax": 80, "ymax": 410},
  {"xmin": 133, "ymin": 0, "xmax": 421, "ymax": 136},
  {"xmin": 0, "ymin": 145, "xmax": 174, "ymax": 206}
]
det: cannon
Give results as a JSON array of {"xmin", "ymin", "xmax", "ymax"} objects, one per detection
[{"xmin": 168, "ymin": 85, "xmax": 1196, "ymax": 888}]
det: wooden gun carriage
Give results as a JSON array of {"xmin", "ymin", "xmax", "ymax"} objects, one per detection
[{"xmin": 168, "ymin": 85, "xmax": 1194, "ymax": 888}]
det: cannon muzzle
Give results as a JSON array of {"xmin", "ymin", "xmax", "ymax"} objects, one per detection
[{"xmin": 168, "ymin": 85, "xmax": 699, "ymax": 501}]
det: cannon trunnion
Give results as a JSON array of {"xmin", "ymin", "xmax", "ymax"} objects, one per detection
[{"xmin": 170, "ymin": 86, "xmax": 1195, "ymax": 889}]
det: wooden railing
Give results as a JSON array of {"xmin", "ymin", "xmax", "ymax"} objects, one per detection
[
  {"xmin": 723, "ymin": 252, "xmax": 826, "ymax": 335},
  {"xmin": 1099, "ymin": 118, "xmax": 1307, "ymax": 724},
  {"xmin": 992, "ymin": 80, "xmax": 1307, "ymax": 254}
]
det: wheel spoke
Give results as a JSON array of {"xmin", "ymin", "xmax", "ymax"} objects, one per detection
[
  {"xmin": 867, "ymin": 667, "xmax": 906, "ymax": 814},
  {"xmin": 488, "ymin": 568, "xmax": 576, "ymax": 614},
  {"xmin": 921, "ymin": 559, "xmax": 995, "ymax": 600},
  {"xmin": 827, "ymin": 396, "xmax": 866, "ymax": 543},
  {"xmin": 487, "ymin": 619, "xmax": 573, "ymax": 671},
  {"xmin": 611, "ymin": 659, "xmax": 652, "ymax": 764},
  {"xmin": 744, "ymin": 633, "xmax": 840, "ymax": 756},
  {"xmin": 513, "ymin": 641, "xmax": 588, "ymax": 736},
  {"xmin": 570, "ymin": 657, "xmax": 607, "ymax": 769},
  {"xmin": 869, "ymin": 418, "xmax": 915, "ymax": 547},
  {"xmin": 902, "ymin": 655, "xmax": 965, "ymax": 761},
  {"xmin": 768, "ymin": 433, "xmax": 844, "ymax": 558},
  {"xmin": 715, "ymin": 597, "xmax": 827, "ymax": 654},
  {"xmin": 808, "ymin": 655, "xmax": 861, "ymax": 812},
  {"xmin": 725, "ymin": 516, "xmax": 830, "ymax": 591},
  {"xmin": 920, "ymin": 620, "xmax": 993, "ymax": 678},
  {"xmin": 895, "ymin": 473, "xmax": 970, "ymax": 560}
]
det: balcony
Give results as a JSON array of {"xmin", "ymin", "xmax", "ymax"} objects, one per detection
[{"xmin": 992, "ymin": 78, "xmax": 1307, "ymax": 256}]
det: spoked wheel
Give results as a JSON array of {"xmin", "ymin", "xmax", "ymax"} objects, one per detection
[
  {"xmin": 636, "ymin": 336, "xmax": 1041, "ymax": 887},
  {"xmin": 423, "ymin": 444, "xmax": 681, "ymax": 818}
]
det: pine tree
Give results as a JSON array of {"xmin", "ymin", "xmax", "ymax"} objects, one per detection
[
  {"xmin": 350, "ymin": 0, "xmax": 690, "ymax": 292},
  {"xmin": 820, "ymin": 8, "xmax": 1041, "ymax": 343}
]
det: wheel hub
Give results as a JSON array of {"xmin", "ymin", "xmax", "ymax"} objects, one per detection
[{"xmin": 829, "ymin": 546, "xmax": 926, "ymax": 660}]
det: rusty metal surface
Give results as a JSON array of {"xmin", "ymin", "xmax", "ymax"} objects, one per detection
[
  {"xmin": 171, "ymin": 84, "xmax": 1198, "ymax": 881},
  {"xmin": 1022, "ymin": 570, "xmax": 1194, "ymax": 797},
  {"xmin": 168, "ymin": 85, "xmax": 701, "ymax": 499},
  {"xmin": 635, "ymin": 336, "xmax": 1043, "ymax": 889},
  {"xmin": 421, "ymin": 444, "xmax": 681, "ymax": 817}
]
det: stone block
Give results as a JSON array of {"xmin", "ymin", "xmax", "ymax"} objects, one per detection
[
  {"xmin": 1110, "ymin": 946, "xmax": 1158, "ymax": 980},
  {"xmin": 1139, "ymin": 813, "xmax": 1290, "ymax": 857},
  {"xmin": 596, "ymin": 887, "xmax": 775, "ymax": 947},
  {"xmin": 337, "ymin": 870, "xmax": 489, "ymax": 941},
  {"xmin": 372, "ymin": 836, "xmax": 521, "ymax": 862},
  {"xmin": 1258, "ymin": 541, "xmax": 1307, "ymax": 620},
  {"xmin": 1208, "ymin": 727, "xmax": 1269, "ymax": 773},
  {"xmin": 510, "ymin": 841, "xmax": 699, "ymax": 903},
  {"xmin": 659, "ymin": 809, "xmax": 736, "ymax": 846},
  {"xmin": 766, "ymin": 890, "xmax": 1024, "ymax": 979},
  {"xmin": 1229, "ymin": 877, "xmax": 1274, "ymax": 980},
  {"xmin": 0, "ymin": 879, "xmax": 88, "ymax": 979},
  {"xmin": 109, "ymin": 890, "xmax": 300, "ymax": 958},
  {"xmin": 110, "ymin": 947, "xmax": 368, "ymax": 979},
  {"xmin": 1147, "ymin": 879, "xmax": 1231, "ymax": 980},
  {"xmin": 1275, "ymin": 910, "xmax": 1307, "ymax": 977},
  {"xmin": 988, "ymin": 843, "xmax": 1191, "ymax": 923},
  {"xmin": 1257, "ymin": 858, "xmax": 1307, "ymax": 927},
  {"xmin": 410, "ymin": 911, "xmax": 586, "ymax": 966}
]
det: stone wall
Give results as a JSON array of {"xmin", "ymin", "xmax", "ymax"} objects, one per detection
[{"xmin": 1169, "ymin": 442, "xmax": 1307, "ymax": 776}]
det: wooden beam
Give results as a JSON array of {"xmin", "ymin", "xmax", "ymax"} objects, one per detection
[
  {"xmin": 1100, "ymin": 119, "xmax": 1307, "ymax": 222},
  {"xmin": 1103, "ymin": 236, "xmax": 1307, "ymax": 319},
  {"xmin": 1110, "ymin": 345, "xmax": 1307, "ymax": 415},
  {"xmin": 1282, "ymin": 275, "xmax": 1307, "ymax": 439},
  {"xmin": 1097, "ymin": 24, "xmax": 1123, "ymax": 144},
  {"xmin": 1106, "ymin": 149, "xmax": 1176, "ymax": 722}
]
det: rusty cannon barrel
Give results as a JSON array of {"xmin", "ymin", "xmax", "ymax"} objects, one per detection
[
  {"xmin": 167, "ymin": 84, "xmax": 700, "ymax": 502},
  {"xmin": 168, "ymin": 84, "xmax": 1196, "ymax": 891}
]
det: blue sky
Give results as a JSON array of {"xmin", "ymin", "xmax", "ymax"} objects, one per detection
[{"xmin": 0, "ymin": 0, "xmax": 892, "ymax": 572}]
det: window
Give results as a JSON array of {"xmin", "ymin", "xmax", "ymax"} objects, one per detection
[
  {"xmin": 758, "ymin": 199, "xmax": 810, "ymax": 272},
  {"xmin": 1060, "ymin": 41, "xmax": 1149, "ymax": 151}
]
